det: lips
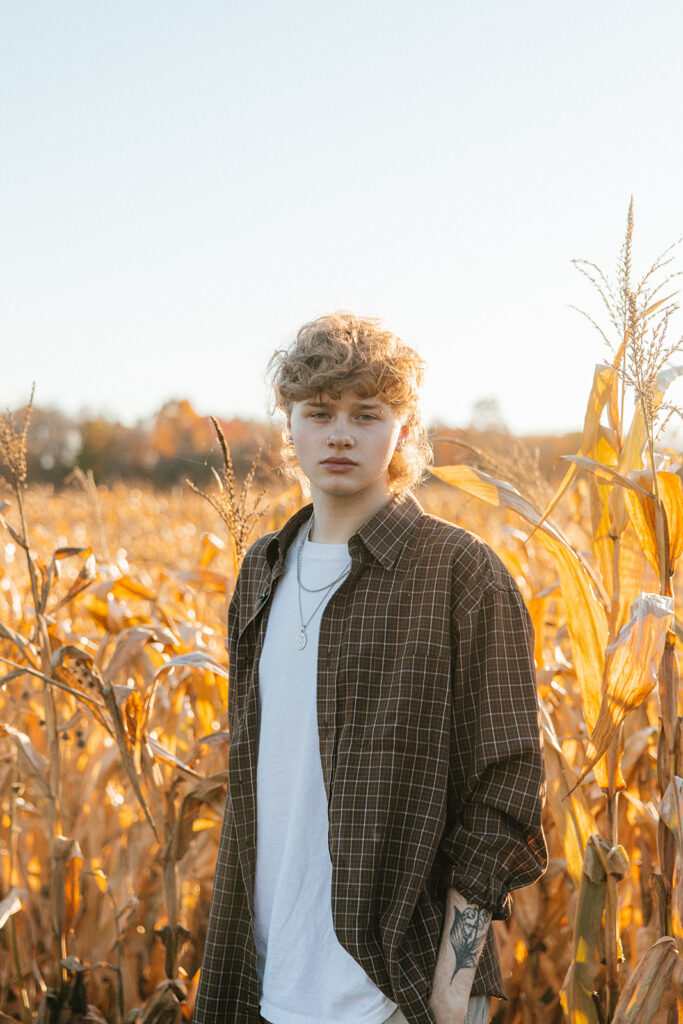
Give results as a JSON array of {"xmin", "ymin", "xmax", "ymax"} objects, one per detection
[{"xmin": 322, "ymin": 458, "xmax": 357, "ymax": 465}]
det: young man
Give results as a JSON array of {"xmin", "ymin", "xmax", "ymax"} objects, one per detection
[{"xmin": 194, "ymin": 314, "xmax": 547, "ymax": 1024}]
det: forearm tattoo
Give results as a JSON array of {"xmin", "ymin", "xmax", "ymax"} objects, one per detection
[{"xmin": 448, "ymin": 903, "xmax": 491, "ymax": 981}]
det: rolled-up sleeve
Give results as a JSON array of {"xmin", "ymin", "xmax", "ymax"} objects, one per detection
[{"xmin": 439, "ymin": 578, "xmax": 547, "ymax": 919}]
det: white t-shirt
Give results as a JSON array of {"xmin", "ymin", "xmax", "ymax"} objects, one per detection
[{"xmin": 254, "ymin": 520, "xmax": 398, "ymax": 1024}]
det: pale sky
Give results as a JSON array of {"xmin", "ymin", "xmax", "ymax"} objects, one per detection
[{"xmin": 3, "ymin": 0, "xmax": 683, "ymax": 436}]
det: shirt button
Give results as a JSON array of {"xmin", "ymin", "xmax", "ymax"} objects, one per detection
[{"xmin": 257, "ymin": 592, "xmax": 267, "ymax": 602}]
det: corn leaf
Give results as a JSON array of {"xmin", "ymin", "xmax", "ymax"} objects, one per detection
[
  {"xmin": 199, "ymin": 532, "xmax": 225, "ymax": 569},
  {"xmin": 527, "ymin": 587, "xmax": 561, "ymax": 669},
  {"xmin": 579, "ymin": 593, "xmax": 673, "ymax": 783},
  {"xmin": 556, "ymin": 455, "xmax": 654, "ymax": 497},
  {"xmin": 530, "ymin": 363, "xmax": 618, "ymax": 546},
  {"xmin": 619, "ymin": 364, "xmax": 683, "ymax": 478},
  {"xmin": 147, "ymin": 736, "xmax": 201, "ymax": 778},
  {"xmin": 174, "ymin": 569, "xmax": 228, "ymax": 593},
  {"xmin": 152, "ymin": 651, "xmax": 230, "ymax": 681},
  {"xmin": 52, "ymin": 553, "xmax": 97, "ymax": 610},
  {"xmin": 624, "ymin": 471, "xmax": 683, "ymax": 580},
  {"xmin": 607, "ymin": 515, "xmax": 660, "ymax": 641},
  {"xmin": 610, "ymin": 936, "xmax": 679, "ymax": 1023},
  {"xmin": 112, "ymin": 576, "xmax": 157, "ymax": 601},
  {"xmin": 561, "ymin": 836, "xmax": 628, "ymax": 1024},
  {"xmin": 0, "ymin": 724, "xmax": 49, "ymax": 793},
  {"xmin": 540, "ymin": 704, "xmax": 598, "ymax": 886},
  {"xmin": 658, "ymin": 777, "xmax": 683, "ymax": 846},
  {"xmin": 39, "ymin": 546, "xmax": 93, "ymax": 614},
  {"xmin": 105, "ymin": 624, "xmax": 179, "ymax": 682},
  {"xmin": 0, "ymin": 887, "xmax": 22, "ymax": 931}
]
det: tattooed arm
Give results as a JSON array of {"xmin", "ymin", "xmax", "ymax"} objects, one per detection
[{"xmin": 428, "ymin": 888, "xmax": 491, "ymax": 1024}]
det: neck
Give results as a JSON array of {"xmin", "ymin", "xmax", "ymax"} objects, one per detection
[{"xmin": 308, "ymin": 484, "xmax": 394, "ymax": 544}]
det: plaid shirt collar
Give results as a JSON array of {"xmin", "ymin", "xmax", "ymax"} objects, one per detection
[{"xmin": 264, "ymin": 489, "xmax": 425, "ymax": 572}]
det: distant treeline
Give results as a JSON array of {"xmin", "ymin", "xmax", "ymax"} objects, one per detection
[
  {"xmin": 2, "ymin": 399, "xmax": 282, "ymax": 489},
  {"xmin": 1, "ymin": 396, "xmax": 583, "ymax": 490}
]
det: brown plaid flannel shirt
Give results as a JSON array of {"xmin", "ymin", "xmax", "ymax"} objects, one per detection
[{"xmin": 194, "ymin": 491, "xmax": 547, "ymax": 1024}]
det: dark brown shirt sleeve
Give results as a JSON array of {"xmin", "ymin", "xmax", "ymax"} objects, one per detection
[{"xmin": 439, "ymin": 575, "xmax": 547, "ymax": 919}]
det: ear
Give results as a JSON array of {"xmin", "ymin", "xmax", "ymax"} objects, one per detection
[{"xmin": 394, "ymin": 425, "xmax": 409, "ymax": 453}]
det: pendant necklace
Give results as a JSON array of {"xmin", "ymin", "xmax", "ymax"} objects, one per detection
[{"xmin": 295, "ymin": 515, "xmax": 350, "ymax": 650}]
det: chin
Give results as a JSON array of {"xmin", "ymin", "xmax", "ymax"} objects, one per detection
[{"xmin": 315, "ymin": 476, "xmax": 366, "ymax": 495}]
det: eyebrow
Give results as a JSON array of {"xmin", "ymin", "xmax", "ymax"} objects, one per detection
[{"xmin": 303, "ymin": 399, "xmax": 383, "ymax": 411}]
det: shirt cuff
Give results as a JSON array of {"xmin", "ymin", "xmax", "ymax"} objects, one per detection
[{"xmin": 440, "ymin": 866, "xmax": 512, "ymax": 921}]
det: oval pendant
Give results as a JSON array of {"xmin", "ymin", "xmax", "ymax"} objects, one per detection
[{"xmin": 296, "ymin": 631, "xmax": 307, "ymax": 651}]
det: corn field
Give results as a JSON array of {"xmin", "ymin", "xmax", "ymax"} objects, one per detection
[{"xmin": 1, "ymin": 207, "xmax": 682, "ymax": 1023}]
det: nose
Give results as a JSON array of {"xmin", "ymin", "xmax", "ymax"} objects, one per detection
[
  {"xmin": 327, "ymin": 434, "xmax": 353, "ymax": 447},
  {"xmin": 327, "ymin": 419, "xmax": 354, "ymax": 447}
]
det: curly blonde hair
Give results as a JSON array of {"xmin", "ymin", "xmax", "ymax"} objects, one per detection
[{"xmin": 266, "ymin": 312, "xmax": 433, "ymax": 494}]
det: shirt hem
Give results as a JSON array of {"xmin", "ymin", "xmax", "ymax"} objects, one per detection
[{"xmin": 259, "ymin": 997, "xmax": 398, "ymax": 1024}]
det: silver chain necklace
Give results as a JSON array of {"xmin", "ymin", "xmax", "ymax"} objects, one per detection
[{"xmin": 295, "ymin": 515, "xmax": 350, "ymax": 650}]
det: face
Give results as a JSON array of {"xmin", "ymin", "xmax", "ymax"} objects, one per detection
[{"xmin": 287, "ymin": 389, "xmax": 409, "ymax": 504}]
